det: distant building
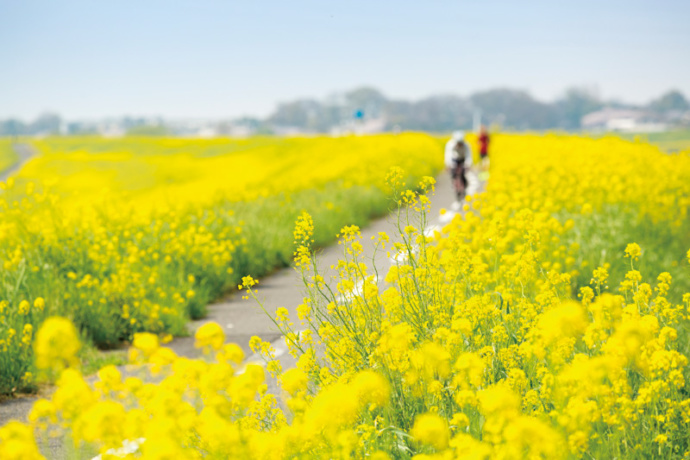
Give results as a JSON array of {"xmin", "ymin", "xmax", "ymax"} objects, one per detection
[
  {"xmin": 194, "ymin": 126, "xmax": 218, "ymax": 138},
  {"xmin": 214, "ymin": 121, "xmax": 256, "ymax": 137},
  {"xmin": 272, "ymin": 126, "xmax": 313, "ymax": 136},
  {"xmin": 330, "ymin": 117, "xmax": 387, "ymax": 136},
  {"xmin": 581, "ymin": 108, "xmax": 667, "ymax": 132},
  {"xmin": 98, "ymin": 122, "xmax": 126, "ymax": 138}
]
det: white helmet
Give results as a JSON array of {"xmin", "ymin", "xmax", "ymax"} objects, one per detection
[{"xmin": 452, "ymin": 130, "xmax": 464, "ymax": 141}]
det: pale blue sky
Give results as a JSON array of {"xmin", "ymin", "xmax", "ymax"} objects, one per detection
[{"xmin": 1, "ymin": 0, "xmax": 689, "ymax": 119}]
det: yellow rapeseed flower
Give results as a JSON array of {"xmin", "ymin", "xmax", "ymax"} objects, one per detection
[
  {"xmin": 411, "ymin": 413, "xmax": 449, "ymax": 450},
  {"xmin": 195, "ymin": 322, "xmax": 225, "ymax": 352},
  {"xmin": 34, "ymin": 317, "xmax": 80, "ymax": 371},
  {"xmin": 0, "ymin": 421, "xmax": 44, "ymax": 460},
  {"xmin": 624, "ymin": 243, "xmax": 642, "ymax": 261}
]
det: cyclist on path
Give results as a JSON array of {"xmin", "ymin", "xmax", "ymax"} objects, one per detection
[
  {"xmin": 444, "ymin": 130, "xmax": 473, "ymax": 201},
  {"xmin": 478, "ymin": 124, "xmax": 490, "ymax": 173}
]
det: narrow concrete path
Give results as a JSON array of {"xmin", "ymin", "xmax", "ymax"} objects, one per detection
[
  {"xmin": 175, "ymin": 169, "xmax": 482, "ymax": 363},
  {"xmin": 1, "ymin": 143, "xmax": 37, "ymax": 182},
  {"xmin": 0, "ymin": 166, "xmax": 485, "ymax": 459}
]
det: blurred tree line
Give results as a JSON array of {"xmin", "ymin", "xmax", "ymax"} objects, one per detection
[
  {"xmin": 0, "ymin": 113, "xmax": 63, "ymax": 136},
  {"xmin": 0, "ymin": 114, "xmax": 168, "ymax": 137},
  {"xmin": 267, "ymin": 87, "xmax": 689, "ymax": 132},
  {"xmin": 2, "ymin": 88, "xmax": 687, "ymax": 136}
]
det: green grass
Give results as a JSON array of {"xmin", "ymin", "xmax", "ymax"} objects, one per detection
[
  {"xmin": 612, "ymin": 130, "xmax": 690, "ymax": 153},
  {"xmin": 0, "ymin": 139, "xmax": 19, "ymax": 173},
  {"xmin": 79, "ymin": 347, "xmax": 128, "ymax": 377},
  {"xmin": 563, "ymin": 204, "xmax": 690, "ymax": 302}
]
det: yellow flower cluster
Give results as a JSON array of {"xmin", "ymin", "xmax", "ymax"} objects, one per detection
[
  {"xmin": 33, "ymin": 316, "xmax": 80, "ymax": 372},
  {"xmin": 23, "ymin": 135, "xmax": 441, "ymax": 213},
  {"xmin": 0, "ymin": 134, "xmax": 441, "ymax": 394},
  {"xmin": 11, "ymin": 318, "xmax": 392, "ymax": 459},
  {"xmin": 261, "ymin": 135, "xmax": 690, "ymax": 458},
  {"xmin": 0, "ymin": 297, "xmax": 45, "ymax": 394},
  {"xmin": 4, "ymin": 134, "xmax": 690, "ymax": 459}
]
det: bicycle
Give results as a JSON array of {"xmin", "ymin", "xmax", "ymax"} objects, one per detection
[{"xmin": 451, "ymin": 162, "xmax": 467, "ymax": 201}]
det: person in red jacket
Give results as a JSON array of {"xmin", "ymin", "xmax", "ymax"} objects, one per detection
[{"xmin": 478, "ymin": 125, "xmax": 490, "ymax": 172}]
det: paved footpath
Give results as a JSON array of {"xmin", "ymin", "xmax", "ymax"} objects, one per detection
[
  {"xmin": 171, "ymin": 169, "xmax": 482, "ymax": 373},
  {"xmin": 0, "ymin": 143, "xmax": 37, "ymax": 182},
  {"xmin": 0, "ymin": 166, "xmax": 484, "ymax": 458}
]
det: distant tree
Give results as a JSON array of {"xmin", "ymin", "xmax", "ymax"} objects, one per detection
[
  {"xmin": 254, "ymin": 123, "xmax": 275, "ymax": 135},
  {"xmin": 30, "ymin": 112, "xmax": 62, "ymax": 134},
  {"xmin": 555, "ymin": 87, "xmax": 603, "ymax": 130},
  {"xmin": 269, "ymin": 99, "xmax": 321, "ymax": 129},
  {"xmin": 344, "ymin": 87, "xmax": 388, "ymax": 118},
  {"xmin": 649, "ymin": 90, "xmax": 689, "ymax": 113},
  {"xmin": 234, "ymin": 117, "xmax": 262, "ymax": 128},
  {"xmin": 382, "ymin": 100, "xmax": 414, "ymax": 130},
  {"xmin": 388, "ymin": 96, "xmax": 472, "ymax": 132},
  {"xmin": 470, "ymin": 89, "xmax": 556, "ymax": 130},
  {"xmin": 312, "ymin": 105, "xmax": 342, "ymax": 132},
  {"xmin": 259, "ymin": 85, "xmax": 690, "ymax": 134},
  {"xmin": 66, "ymin": 122, "xmax": 97, "ymax": 135},
  {"xmin": 603, "ymin": 99, "xmax": 635, "ymax": 110},
  {"xmin": 0, "ymin": 119, "xmax": 27, "ymax": 136},
  {"xmin": 122, "ymin": 116, "xmax": 148, "ymax": 130}
]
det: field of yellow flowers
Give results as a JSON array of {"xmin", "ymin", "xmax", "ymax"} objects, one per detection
[
  {"xmin": 0, "ymin": 134, "xmax": 442, "ymax": 396},
  {"xmin": 2, "ymin": 133, "xmax": 690, "ymax": 459}
]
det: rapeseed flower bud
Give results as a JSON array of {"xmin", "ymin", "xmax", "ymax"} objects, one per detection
[
  {"xmin": 534, "ymin": 301, "xmax": 587, "ymax": 346},
  {"xmin": 419, "ymin": 342, "xmax": 451, "ymax": 379},
  {"xmin": 72, "ymin": 400, "xmax": 127, "ymax": 449},
  {"xmin": 305, "ymin": 382, "xmax": 360, "ymax": 436},
  {"xmin": 352, "ymin": 370, "xmax": 390, "ymax": 408},
  {"xmin": 53, "ymin": 368, "xmax": 95, "ymax": 421},
  {"xmin": 624, "ymin": 243, "xmax": 642, "ymax": 261},
  {"xmin": 411, "ymin": 413, "xmax": 449, "ymax": 450},
  {"xmin": 454, "ymin": 352, "xmax": 484, "ymax": 389},
  {"xmin": 275, "ymin": 307, "xmax": 290, "ymax": 323},
  {"xmin": 18, "ymin": 300, "xmax": 30, "ymax": 315},
  {"xmin": 27, "ymin": 399, "xmax": 58, "ymax": 437},
  {"xmin": 95, "ymin": 365, "xmax": 123, "ymax": 395},
  {"xmin": 217, "ymin": 343, "xmax": 244, "ymax": 365},
  {"xmin": 21, "ymin": 324, "xmax": 33, "ymax": 346},
  {"xmin": 195, "ymin": 322, "xmax": 225, "ymax": 352},
  {"xmin": 131, "ymin": 332, "xmax": 159, "ymax": 359},
  {"xmin": 0, "ymin": 421, "xmax": 44, "ymax": 460},
  {"xmin": 280, "ymin": 368, "xmax": 308, "ymax": 396},
  {"xmin": 34, "ymin": 316, "xmax": 80, "ymax": 371},
  {"xmin": 33, "ymin": 297, "xmax": 45, "ymax": 311},
  {"xmin": 478, "ymin": 384, "xmax": 520, "ymax": 418}
]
